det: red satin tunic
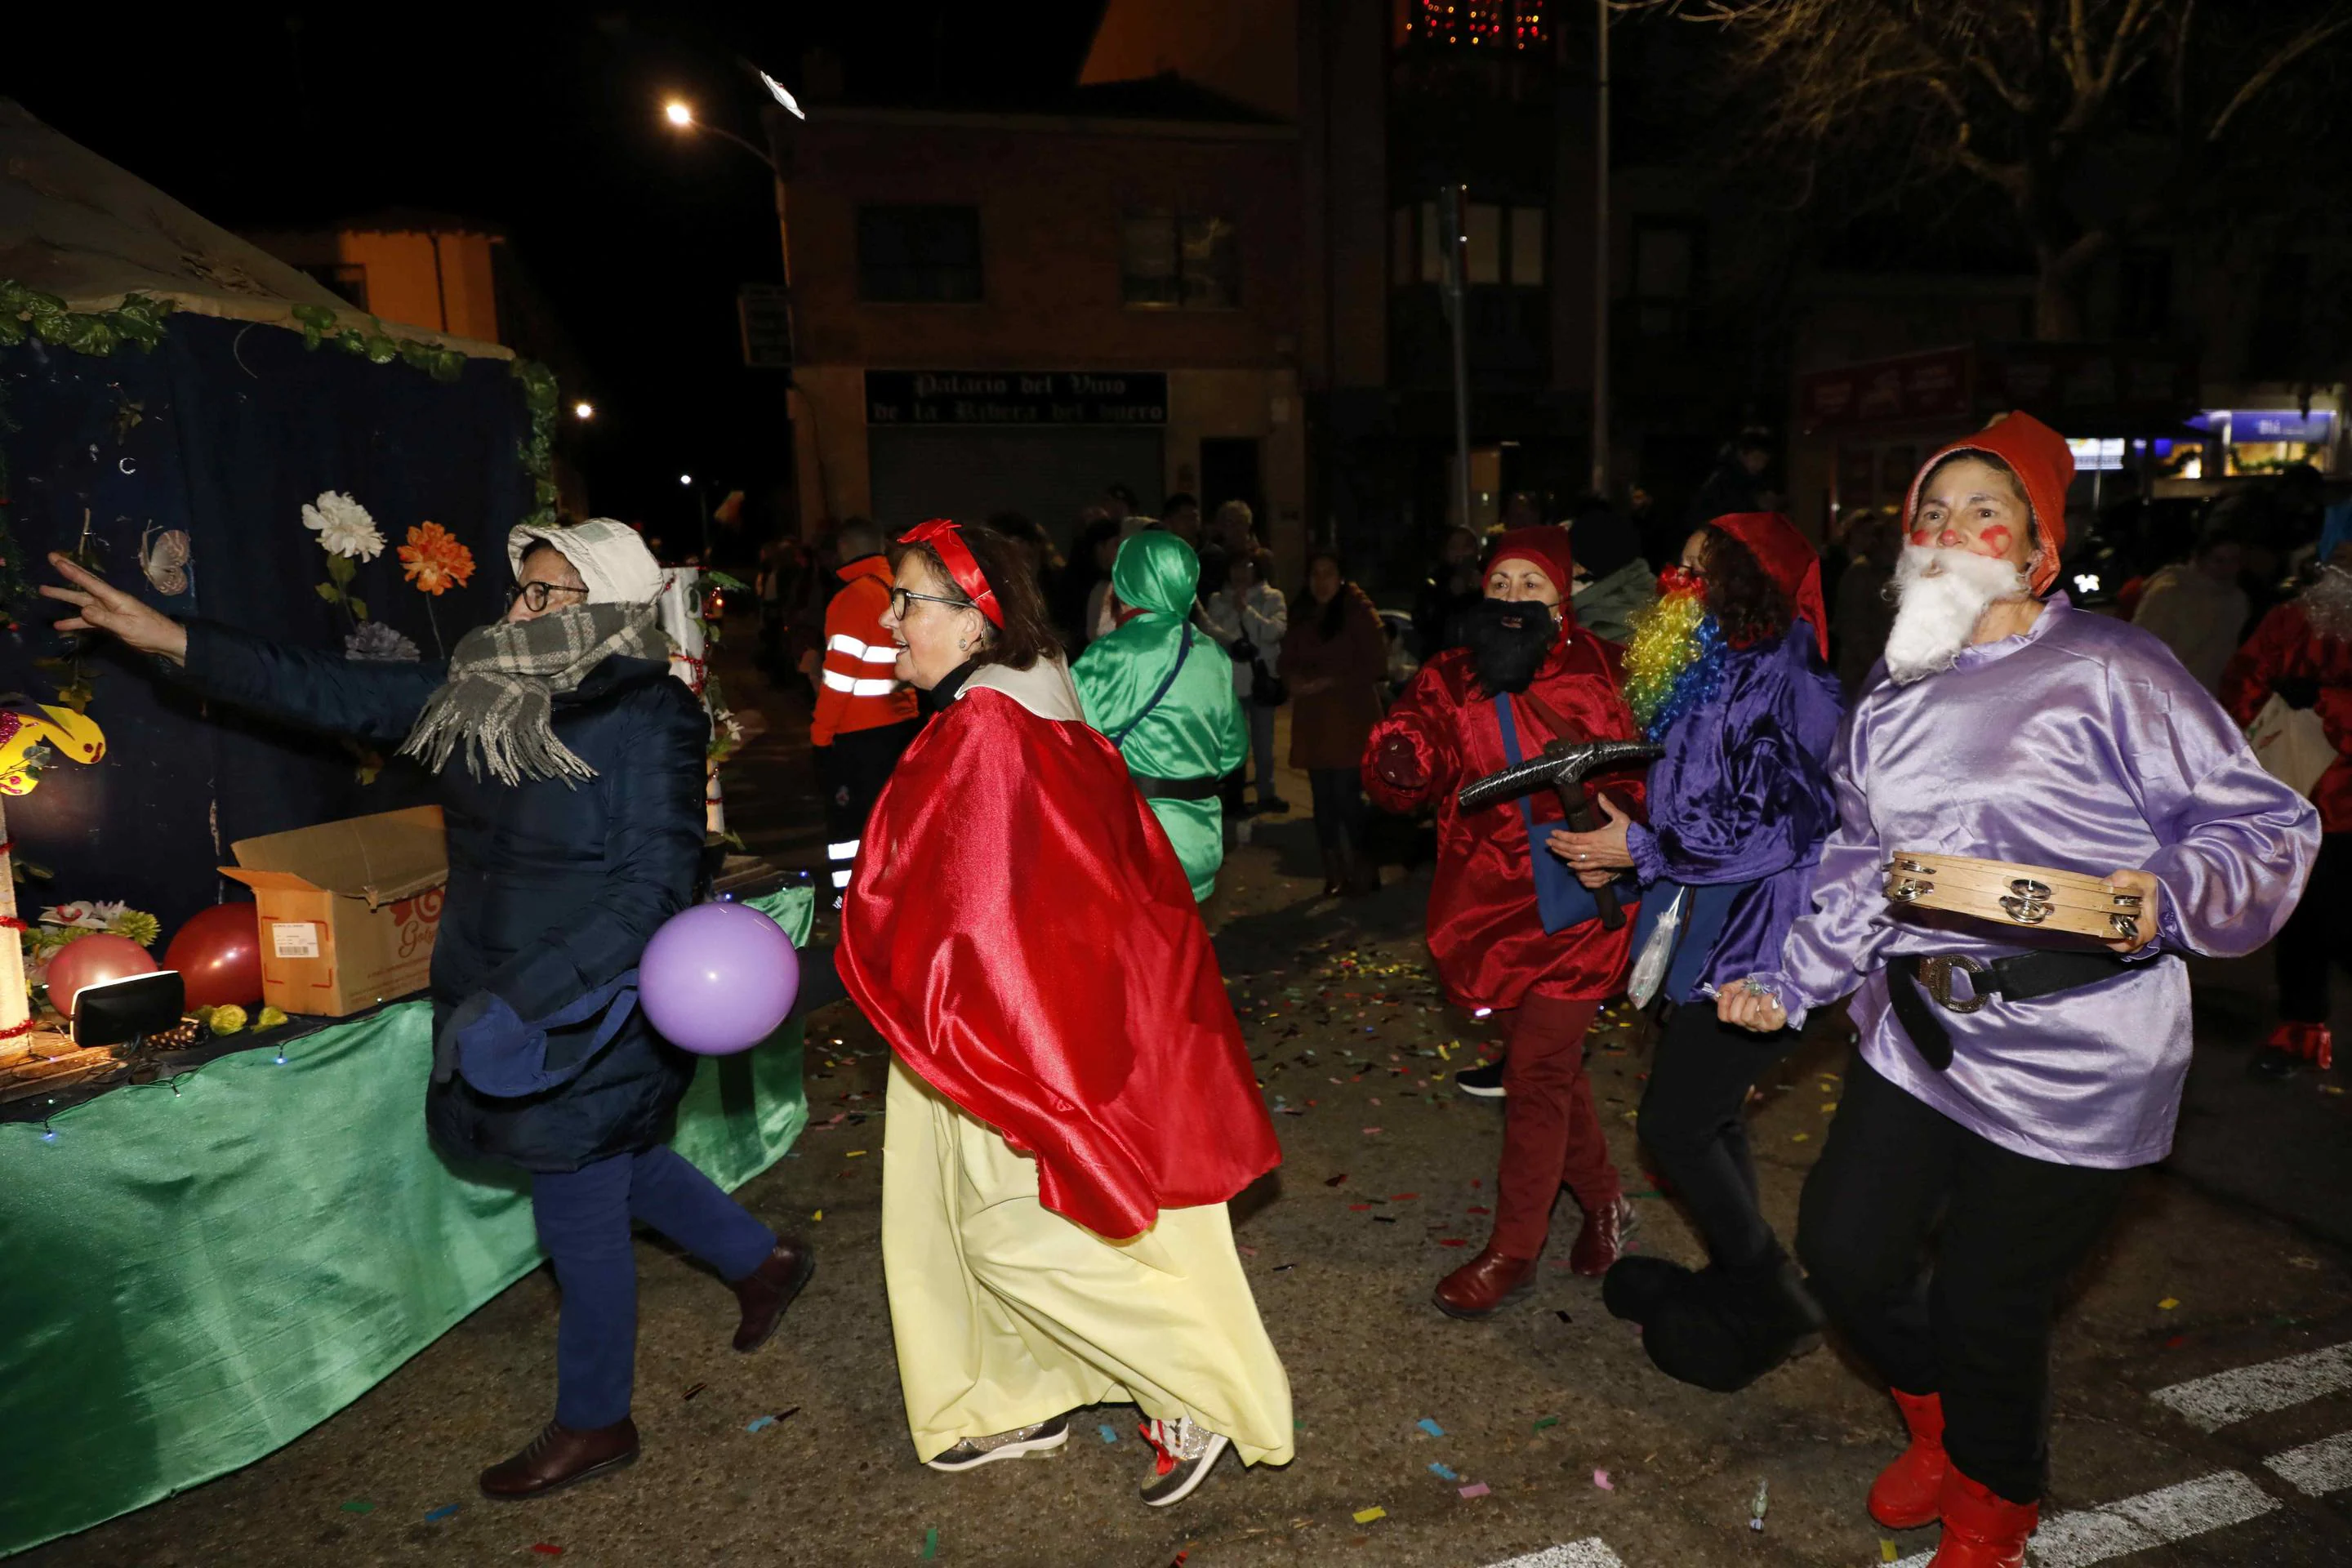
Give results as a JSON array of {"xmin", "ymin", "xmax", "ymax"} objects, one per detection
[
  {"xmin": 1365, "ymin": 635, "xmax": 1647, "ymax": 1009},
  {"xmin": 838, "ymin": 679, "xmax": 1280, "ymax": 1240},
  {"xmin": 2221, "ymin": 599, "xmax": 2352, "ymax": 835}
]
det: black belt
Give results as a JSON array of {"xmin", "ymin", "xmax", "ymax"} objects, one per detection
[
  {"xmin": 1133, "ymin": 773, "xmax": 1223, "ymax": 802},
  {"xmin": 1886, "ymin": 951, "xmax": 2136, "ymax": 1071}
]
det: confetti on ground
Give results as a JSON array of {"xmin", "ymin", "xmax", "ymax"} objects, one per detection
[
  {"xmin": 424, "ymin": 1503, "xmax": 460, "ymax": 1521},
  {"xmin": 2159, "ymin": 1297, "xmax": 2180, "ymax": 1310},
  {"xmin": 1792, "ymin": 1132, "xmax": 1811, "ymax": 1142},
  {"xmin": 1352, "ymin": 1506, "xmax": 1388, "ymax": 1524},
  {"xmin": 340, "ymin": 1500, "xmax": 374, "ymax": 1513},
  {"xmin": 1881, "ymin": 1540, "xmax": 1900, "ymax": 1562},
  {"xmin": 1429, "ymin": 1461, "xmax": 1460, "ymax": 1481},
  {"xmin": 1592, "ymin": 1468, "xmax": 1614, "ymax": 1490},
  {"xmin": 1750, "ymin": 1477, "xmax": 1770, "ymax": 1530},
  {"xmin": 1458, "ymin": 1481, "xmax": 1490, "ymax": 1499},
  {"xmin": 1238, "ymin": 1244, "xmax": 1260, "ymax": 1257},
  {"xmin": 1555, "ymin": 1310, "xmax": 1574, "ymax": 1324},
  {"xmin": 812, "ymin": 1210, "xmax": 822, "ymax": 1221},
  {"xmin": 2167, "ymin": 1335, "xmax": 2189, "ymax": 1349},
  {"xmin": 1273, "ymin": 1263, "xmax": 1297, "ymax": 1272},
  {"xmin": 747, "ymin": 1415, "xmax": 777, "ymax": 1432},
  {"xmin": 683, "ymin": 1381, "xmax": 707, "ymax": 1401},
  {"xmin": 1417, "ymin": 1418, "xmax": 1446, "ymax": 1437},
  {"xmin": 2289, "ymin": 1255, "xmax": 2323, "ymax": 1269},
  {"xmin": 1099, "ymin": 1424, "xmax": 1120, "ymax": 1443},
  {"xmin": 1362, "ymin": 1127, "xmax": 1383, "ymax": 1136},
  {"xmin": 1533, "ymin": 1416, "xmax": 1560, "ymax": 1431},
  {"xmin": 1325, "ymin": 1173, "xmax": 1348, "ymax": 1186},
  {"xmin": 922, "ymin": 1526, "xmax": 939, "ymax": 1559},
  {"xmin": 530, "ymin": 1548, "xmax": 564, "ymax": 1559},
  {"xmin": 847, "ymin": 1150, "xmax": 867, "ymax": 1157}
]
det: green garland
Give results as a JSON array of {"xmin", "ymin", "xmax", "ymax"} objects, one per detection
[{"xmin": 506, "ymin": 359, "xmax": 560, "ymax": 530}]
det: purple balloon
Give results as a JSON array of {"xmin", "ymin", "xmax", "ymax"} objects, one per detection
[{"xmin": 639, "ymin": 902, "xmax": 800, "ymax": 1056}]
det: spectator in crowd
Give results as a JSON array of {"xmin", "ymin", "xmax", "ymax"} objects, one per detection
[
  {"xmin": 1501, "ymin": 492, "xmax": 1546, "ymax": 531},
  {"xmin": 1414, "ymin": 526, "xmax": 1486, "ymax": 654},
  {"xmin": 986, "ymin": 512, "xmax": 1062, "ymax": 597},
  {"xmin": 1201, "ymin": 546, "xmax": 1291, "ymax": 816},
  {"xmin": 813, "ymin": 518, "xmax": 924, "ymax": 906},
  {"xmin": 2220, "ymin": 503, "xmax": 2352, "ymax": 1079},
  {"xmin": 1157, "ymin": 493, "xmax": 1203, "ymax": 550},
  {"xmin": 1103, "ymin": 483, "xmax": 1138, "ymax": 524},
  {"xmin": 1832, "ymin": 510, "xmax": 1902, "ymax": 697},
  {"xmin": 2133, "ymin": 520, "xmax": 2250, "ymax": 695},
  {"xmin": 1566, "ymin": 502, "xmax": 1655, "ymax": 646},
  {"xmin": 1198, "ymin": 499, "xmax": 1256, "ymax": 604},
  {"xmin": 1687, "ymin": 430, "xmax": 1773, "ymax": 530},
  {"xmin": 1282, "ymin": 550, "xmax": 1388, "ymax": 896}
]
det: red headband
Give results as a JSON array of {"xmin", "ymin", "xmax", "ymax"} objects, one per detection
[{"xmin": 899, "ymin": 518, "xmax": 1004, "ymax": 626}]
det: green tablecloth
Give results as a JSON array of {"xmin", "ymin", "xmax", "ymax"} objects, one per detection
[{"xmin": 0, "ymin": 888, "xmax": 813, "ymax": 1557}]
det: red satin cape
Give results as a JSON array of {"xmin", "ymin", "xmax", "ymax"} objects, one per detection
[{"xmin": 837, "ymin": 684, "xmax": 1279, "ymax": 1239}]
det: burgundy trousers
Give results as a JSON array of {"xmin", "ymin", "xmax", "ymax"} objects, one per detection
[{"xmin": 1491, "ymin": 992, "xmax": 1622, "ymax": 1258}]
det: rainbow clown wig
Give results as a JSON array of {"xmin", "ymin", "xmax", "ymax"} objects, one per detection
[{"xmin": 1622, "ymin": 565, "xmax": 1727, "ymax": 741}]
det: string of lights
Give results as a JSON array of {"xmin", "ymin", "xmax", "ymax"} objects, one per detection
[{"xmin": 1409, "ymin": 0, "xmax": 1549, "ymax": 51}]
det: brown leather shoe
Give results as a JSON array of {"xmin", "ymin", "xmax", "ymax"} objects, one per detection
[
  {"xmin": 479, "ymin": 1419, "xmax": 639, "ymax": 1501},
  {"xmin": 1568, "ymin": 1195, "xmax": 1636, "ymax": 1276},
  {"xmin": 1433, "ymin": 1245, "xmax": 1540, "ymax": 1318},
  {"xmin": 732, "ymin": 1237, "xmax": 815, "ymax": 1353}
]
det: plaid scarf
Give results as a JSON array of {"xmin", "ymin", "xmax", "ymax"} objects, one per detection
[{"xmin": 399, "ymin": 604, "xmax": 670, "ymax": 786}]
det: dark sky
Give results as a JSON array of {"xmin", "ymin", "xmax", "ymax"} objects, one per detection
[{"xmin": 5, "ymin": 3, "xmax": 1104, "ymax": 533}]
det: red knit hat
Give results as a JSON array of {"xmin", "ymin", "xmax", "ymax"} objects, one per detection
[
  {"xmin": 1707, "ymin": 512, "xmax": 1827, "ymax": 659},
  {"xmin": 1903, "ymin": 412, "xmax": 2075, "ymax": 596},
  {"xmin": 1484, "ymin": 526, "xmax": 1578, "ymax": 604}
]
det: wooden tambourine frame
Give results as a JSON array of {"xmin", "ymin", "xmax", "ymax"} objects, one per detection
[{"xmin": 1883, "ymin": 850, "xmax": 2143, "ymax": 942}]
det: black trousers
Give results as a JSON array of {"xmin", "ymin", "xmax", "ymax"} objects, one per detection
[
  {"xmin": 1307, "ymin": 765, "xmax": 1367, "ymax": 855},
  {"xmin": 1637, "ymin": 1003, "xmax": 1803, "ymax": 1270},
  {"xmin": 2277, "ymin": 831, "xmax": 2350, "ymax": 1024},
  {"xmin": 1796, "ymin": 1057, "xmax": 2132, "ymax": 1506},
  {"xmin": 818, "ymin": 719, "xmax": 921, "ymax": 893}
]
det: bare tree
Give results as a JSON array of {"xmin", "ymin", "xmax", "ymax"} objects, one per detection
[{"xmin": 1637, "ymin": 0, "xmax": 2352, "ymax": 337}]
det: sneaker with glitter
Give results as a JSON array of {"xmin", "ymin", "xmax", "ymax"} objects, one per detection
[
  {"xmin": 1137, "ymin": 1415, "xmax": 1232, "ymax": 1507},
  {"xmin": 924, "ymin": 1415, "xmax": 1070, "ymax": 1472}
]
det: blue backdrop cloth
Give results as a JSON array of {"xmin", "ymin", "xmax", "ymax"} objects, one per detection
[{"xmin": 0, "ymin": 313, "xmax": 527, "ymax": 936}]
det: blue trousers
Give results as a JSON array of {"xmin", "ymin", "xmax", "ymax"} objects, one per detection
[{"xmin": 532, "ymin": 1146, "xmax": 778, "ymax": 1429}]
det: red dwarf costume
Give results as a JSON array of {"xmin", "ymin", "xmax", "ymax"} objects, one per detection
[{"xmin": 1364, "ymin": 527, "xmax": 1646, "ymax": 1313}]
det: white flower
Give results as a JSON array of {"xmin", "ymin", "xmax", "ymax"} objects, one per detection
[
  {"xmin": 38, "ymin": 902, "xmax": 105, "ymax": 930},
  {"xmin": 302, "ymin": 491, "xmax": 385, "ymax": 561}
]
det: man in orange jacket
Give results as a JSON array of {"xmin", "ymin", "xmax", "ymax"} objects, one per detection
[{"xmin": 813, "ymin": 518, "xmax": 921, "ymax": 902}]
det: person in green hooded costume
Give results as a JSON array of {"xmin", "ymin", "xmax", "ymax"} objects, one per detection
[{"xmin": 1073, "ymin": 532, "xmax": 1248, "ymax": 901}]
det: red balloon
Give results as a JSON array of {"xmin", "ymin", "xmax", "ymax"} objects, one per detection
[
  {"xmin": 164, "ymin": 902, "xmax": 266, "ymax": 1011},
  {"xmin": 45, "ymin": 933, "xmax": 159, "ymax": 1018}
]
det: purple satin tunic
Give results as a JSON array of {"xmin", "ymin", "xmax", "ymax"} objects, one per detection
[
  {"xmin": 1762, "ymin": 595, "xmax": 2319, "ymax": 1169},
  {"xmin": 1627, "ymin": 630, "xmax": 1845, "ymax": 999}
]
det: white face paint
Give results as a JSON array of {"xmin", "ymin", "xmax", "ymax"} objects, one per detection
[{"xmin": 1882, "ymin": 545, "xmax": 2031, "ymax": 685}]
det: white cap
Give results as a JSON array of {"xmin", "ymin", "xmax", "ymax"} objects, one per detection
[{"xmin": 507, "ymin": 518, "xmax": 664, "ymax": 604}]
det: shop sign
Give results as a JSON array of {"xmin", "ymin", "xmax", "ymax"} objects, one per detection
[
  {"xmin": 1798, "ymin": 347, "xmax": 1971, "ymax": 432},
  {"xmin": 2225, "ymin": 409, "xmax": 2335, "ymax": 442},
  {"xmin": 866, "ymin": 371, "xmax": 1169, "ymax": 425}
]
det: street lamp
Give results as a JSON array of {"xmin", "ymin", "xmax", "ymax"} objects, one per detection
[
  {"xmin": 573, "ymin": 401, "xmax": 595, "ymax": 421},
  {"xmin": 664, "ymin": 100, "xmax": 693, "ymax": 127},
  {"xmin": 679, "ymin": 474, "xmax": 693, "ymax": 487},
  {"xmin": 659, "ymin": 96, "xmax": 781, "ymax": 176}
]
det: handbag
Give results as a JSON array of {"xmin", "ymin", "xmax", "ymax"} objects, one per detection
[
  {"xmin": 2247, "ymin": 692, "xmax": 2336, "ymax": 799},
  {"xmin": 1494, "ymin": 692, "xmax": 1639, "ymax": 933}
]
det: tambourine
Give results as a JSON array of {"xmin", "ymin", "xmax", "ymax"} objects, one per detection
[{"xmin": 1883, "ymin": 851, "xmax": 2142, "ymax": 942}]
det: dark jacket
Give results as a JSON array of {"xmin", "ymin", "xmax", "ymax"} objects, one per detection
[
  {"xmin": 1281, "ymin": 585, "xmax": 1389, "ymax": 769},
  {"xmin": 181, "ymin": 621, "xmax": 709, "ymax": 1174}
]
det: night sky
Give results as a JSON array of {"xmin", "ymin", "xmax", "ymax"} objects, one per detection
[{"xmin": 5, "ymin": 3, "xmax": 1105, "ymax": 535}]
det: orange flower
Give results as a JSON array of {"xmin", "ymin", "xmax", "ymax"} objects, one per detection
[{"xmin": 398, "ymin": 522, "xmax": 475, "ymax": 597}]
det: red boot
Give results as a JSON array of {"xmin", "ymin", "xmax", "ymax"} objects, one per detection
[
  {"xmin": 1930, "ymin": 1464, "xmax": 2039, "ymax": 1567},
  {"xmin": 1869, "ymin": 1388, "xmax": 1948, "ymax": 1530}
]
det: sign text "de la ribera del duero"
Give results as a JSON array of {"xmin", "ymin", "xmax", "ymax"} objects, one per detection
[{"xmin": 865, "ymin": 371, "xmax": 1168, "ymax": 426}]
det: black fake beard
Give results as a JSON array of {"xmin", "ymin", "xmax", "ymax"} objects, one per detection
[{"xmin": 1459, "ymin": 597, "xmax": 1559, "ymax": 695}]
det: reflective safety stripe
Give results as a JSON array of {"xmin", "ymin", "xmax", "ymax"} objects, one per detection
[
  {"xmin": 858, "ymin": 644, "xmax": 899, "ymax": 663},
  {"xmin": 850, "ymin": 677, "xmax": 896, "ymax": 697},
  {"xmin": 827, "ymin": 840, "xmax": 861, "ymax": 860},
  {"xmin": 822, "ymin": 669, "xmax": 856, "ymax": 693},
  {"xmin": 830, "ymin": 868, "xmax": 853, "ymax": 889},
  {"xmin": 828, "ymin": 633, "xmax": 870, "ymax": 657}
]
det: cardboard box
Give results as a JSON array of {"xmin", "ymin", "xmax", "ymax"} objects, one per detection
[{"xmin": 220, "ymin": 805, "xmax": 448, "ymax": 1017}]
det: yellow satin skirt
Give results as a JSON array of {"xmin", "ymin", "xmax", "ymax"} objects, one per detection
[{"xmin": 880, "ymin": 1059, "xmax": 1294, "ymax": 1467}]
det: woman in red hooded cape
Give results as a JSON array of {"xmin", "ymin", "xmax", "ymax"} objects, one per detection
[{"xmin": 836, "ymin": 519, "xmax": 1290, "ymax": 1509}]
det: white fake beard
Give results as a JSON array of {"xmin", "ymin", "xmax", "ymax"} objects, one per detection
[{"xmin": 1882, "ymin": 546, "xmax": 2032, "ymax": 685}]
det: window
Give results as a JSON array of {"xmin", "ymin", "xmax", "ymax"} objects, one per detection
[
  {"xmin": 857, "ymin": 206, "xmax": 982, "ymax": 303},
  {"xmin": 301, "ymin": 263, "xmax": 368, "ymax": 311},
  {"xmin": 1122, "ymin": 212, "xmax": 1240, "ymax": 310}
]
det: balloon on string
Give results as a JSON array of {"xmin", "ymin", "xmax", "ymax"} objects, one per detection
[
  {"xmin": 163, "ymin": 902, "xmax": 265, "ymax": 1010},
  {"xmin": 638, "ymin": 902, "xmax": 798, "ymax": 1056},
  {"xmin": 46, "ymin": 934, "xmax": 160, "ymax": 1018}
]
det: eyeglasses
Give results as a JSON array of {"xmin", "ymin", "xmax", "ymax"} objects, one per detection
[
  {"xmin": 506, "ymin": 581, "xmax": 590, "ymax": 612},
  {"xmin": 889, "ymin": 586, "xmax": 973, "ymax": 617}
]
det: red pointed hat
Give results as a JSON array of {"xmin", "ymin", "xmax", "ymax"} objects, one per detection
[
  {"xmin": 1484, "ymin": 526, "xmax": 1579, "ymax": 612},
  {"xmin": 1903, "ymin": 412, "xmax": 2075, "ymax": 596},
  {"xmin": 1706, "ymin": 512, "xmax": 1827, "ymax": 659}
]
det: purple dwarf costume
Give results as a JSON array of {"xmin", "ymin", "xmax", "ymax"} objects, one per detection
[{"xmin": 1760, "ymin": 595, "xmax": 2319, "ymax": 1165}]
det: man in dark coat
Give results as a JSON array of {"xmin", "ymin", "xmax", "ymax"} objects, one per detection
[{"xmin": 43, "ymin": 519, "xmax": 813, "ymax": 1500}]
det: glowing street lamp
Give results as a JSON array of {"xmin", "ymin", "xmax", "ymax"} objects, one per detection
[
  {"xmin": 679, "ymin": 474, "xmax": 694, "ymax": 487},
  {"xmin": 573, "ymin": 401, "xmax": 595, "ymax": 421},
  {"xmin": 664, "ymin": 100, "xmax": 693, "ymax": 127}
]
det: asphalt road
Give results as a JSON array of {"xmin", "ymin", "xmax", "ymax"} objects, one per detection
[{"xmin": 27, "ymin": 626, "xmax": 2352, "ymax": 1568}]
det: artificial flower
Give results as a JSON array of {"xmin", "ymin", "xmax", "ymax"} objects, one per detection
[
  {"xmin": 345, "ymin": 621, "xmax": 423, "ymax": 662},
  {"xmin": 256, "ymin": 1004, "xmax": 289, "ymax": 1030},
  {"xmin": 38, "ymin": 902, "xmax": 103, "ymax": 930},
  {"xmin": 301, "ymin": 491, "xmax": 385, "ymax": 561},
  {"xmin": 106, "ymin": 909, "xmax": 161, "ymax": 948},
  {"xmin": 205, "ymin": 1004, "xmax": 248, "ymax": 1036},
  {"xmin": 399, "ymin": 522, "xmax": 475, "ymax": 597}
]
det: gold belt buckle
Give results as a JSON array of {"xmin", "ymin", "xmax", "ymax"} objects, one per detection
[{"xmin": 1918, "ymin": 954, "xmax": 1990, "ymax": 1014}]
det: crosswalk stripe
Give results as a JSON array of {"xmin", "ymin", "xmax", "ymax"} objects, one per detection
[
  {"xmin": 2265, "ymin": 1430, "xmax": 2352, "ymax": 1496},
  {"xmin": 1481, "ymin": 1541, "xmax": 1625, "ymax": 1568},
  {"xmin": 2149, "ymin": 1342, "xmax": 2352, "ymax": 1430},
  {"xmin": 1888, "ymin": 1470, "xmax": 2279, "ymax": 1568}
]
